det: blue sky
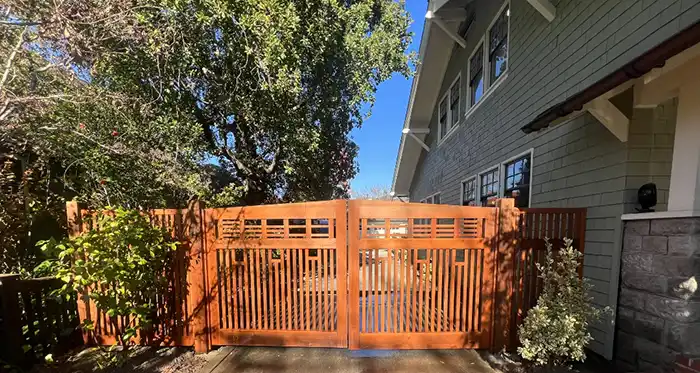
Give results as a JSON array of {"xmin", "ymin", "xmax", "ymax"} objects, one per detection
[{"xmin": 349, "ymin": 2, "xmax": 426, "ymax": 193}]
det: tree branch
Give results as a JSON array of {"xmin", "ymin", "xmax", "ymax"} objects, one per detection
[
  {"xmin": 264, "ymin": 144, "xmax": 281, "ymax": 174},
  {"xmin": 1, "ymin": 26, "xmax": 27, "ymax": 95},
  {"xmin": 0, "ymin": 19, "xmax": 42, "ymax": 26}
]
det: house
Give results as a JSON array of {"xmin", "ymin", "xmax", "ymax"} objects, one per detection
[{"xmin": 391, "ymin": 0, "xmax": 700, "ymax": 370}]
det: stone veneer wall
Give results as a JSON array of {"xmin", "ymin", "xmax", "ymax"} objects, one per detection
[{"xmin": 616, "ymin": 217, "xmax": 700, "ymax": 372}]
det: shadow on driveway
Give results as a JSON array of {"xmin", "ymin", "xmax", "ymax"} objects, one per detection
[{"xmin": 205, "ymin": 347, "xmax": 497, "ymax": 373}]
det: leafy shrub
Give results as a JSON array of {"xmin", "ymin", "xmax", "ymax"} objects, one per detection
[
  {"xmin": 517, "ymin": 238, "xmax": 604, "ymax": 367},
  {"xmin": 37, "ymin": 207, "xmax": 178, "ymax": 362}
]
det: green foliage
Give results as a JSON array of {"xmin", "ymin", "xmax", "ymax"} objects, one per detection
[
  {"xmin": 36, "ymin": 207, "xmax": 178, "ymax": 358},
  {"xmin": 517, "ymin": 238, "xmax": 604, "ymax": 367},
  {"xmin": 2, "ymin": 0, "xmax": 414, "ymax": 208}
]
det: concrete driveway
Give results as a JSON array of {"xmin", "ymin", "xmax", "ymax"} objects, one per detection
[{"xmin": 203, "ymin": 347, "xmax": 498, "ymax": 373}]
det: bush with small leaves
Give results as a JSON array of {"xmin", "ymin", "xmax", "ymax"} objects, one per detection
[
  {"xmin": 36, "ymin": 207, "xmax": 178, "ymax": 364},
  {"xmin": 517, "ymin": 238, "xmax": 605, "ymax": 368}
]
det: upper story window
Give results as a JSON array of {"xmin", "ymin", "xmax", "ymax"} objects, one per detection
[
  {"xmin": 461, "ymin": 177, "xmax": 477, "ymax": 206},
  {"xmin": 438, "ymin": 97, "xmax": 448, "ymax": 140},
  {"xmin": 503, "ymin": 153, "xmax": 531, "ymax": 208},
  {"xmin": 450, "ymin": 77, "xmax": 460, "ymax": 127},
  {"xmin": 465, "ymin": 1, "xmax": 510, "ymax": 114},
  {"xmin": 469, "ymin": 45, "xmax": 484, "ymax": 106},
  {"xmin": 479, "ymin": 168, "xmax": 499, "ymax": 206},
  {"xmin": 438, "ymin": 76, "xmax": 461, "ymax": 141},
  {"xmin": 488, "ymin": 5, "xmax": 509, "ymax": 84}
]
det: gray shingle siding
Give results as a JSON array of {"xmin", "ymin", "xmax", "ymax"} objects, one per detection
[{"xmin": 408, "ymin": 0, "xmax": 696, "ymax": 359}]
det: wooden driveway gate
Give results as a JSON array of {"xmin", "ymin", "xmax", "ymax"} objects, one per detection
[
  {"xmin": 203, "ymin": 200, "xmax": 348, "ymax": 348},
  {"xmin": 347, "ymin": 200, "xmax": 498, "ymax": 349},
  {"xmin": 67, "ymin": 199, "xmax": 585, "ymax": 352}
]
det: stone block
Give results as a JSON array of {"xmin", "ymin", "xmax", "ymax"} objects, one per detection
[
  {"xmin": 669, "ymin": 277, "xmax": 700, "ymax": 301},
  {"xmin": 651, "ymin": 218, "xmax": 700, "ymax": 236},
  {"xmin": 624, "ymin": 234, "xmax": 643, "ymax": 252},
  {"xmin": 635, "ymin": 337, "xmax": 676, "ymax": 367},
  {"xmin": 645, "ymin": 294, "xmax": 700, "ymax": 323},
  {"xmin": 614, "ymin": 359, "xmax": 637, "ymax": 373},
  {"xmin": 620, "ymin": 288, "xmax": 646, "ymax": 311},
  {"xmin": 638, "ymin": 359, "xmax": 667, "ymax": 373},
  {"xmin": 652, "ymin": 256, "xmax": 700, "ymax": 277},
  {"xmin": 667, "ymin": 322, "xmax": 700, "ymax": 355},
  {"xmin": 635, "ymin": 313, "xmax": 666, "ymax": 344},
  {"xmin": 669, "ymin": 235, "xmax": 700, "ymax": 257},
  {"xmin": 622, "ymin": 252, "xmax": 653, "ymax": 272},
  {"xmin": 627, "ymin": 220, "xmax": 651, "ymax": 235},
  {"xmin": 643, "ymin": 236, "xmax": 669, "ymax": 254},
  {"xmin": 616, "ymin": 330, "xmax": 638, "ymax": 364},
  {"xmin": 622, "ymin": 270, "xmax": 667, "ymax": 294},
  {"xmin": 618, "ymin": 306, "xmax": 636, "ymax": 333}
]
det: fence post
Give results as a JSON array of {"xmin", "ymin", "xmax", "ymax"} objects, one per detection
[
  {"xmin": 65, "ymin": 200, "xmax": 91, "ymax": 345},
  {"xmin": 492, "ymin": 198, "xmax": 518, "ymax": 352},
  {"xmin": 187, "ymin": 198, "xmax": 211, "ymax": 353},
  {"xmin": 0, "ymin": 274, "xmax": 25, "ymax": 367}
]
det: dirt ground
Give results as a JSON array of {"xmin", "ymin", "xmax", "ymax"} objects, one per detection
[{"xmin": 28, "ymin": 347, "xmax": 215, "ymax": 373}]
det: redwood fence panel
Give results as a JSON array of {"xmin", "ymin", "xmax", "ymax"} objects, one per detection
[
  {"xmin": 509, "ymin": 208, "xmax": 587, "ymax": 348},
  {"xmin": 58, "ymin": 198, "xmax": 585, "ymax": 353},
  {"xmin": 66, "ymin": 203, "xmax": 196, "ymax": 347}
]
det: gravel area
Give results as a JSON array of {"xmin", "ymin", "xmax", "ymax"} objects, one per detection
[{"xmin": 30, "ymin": 346, "xmax": 215, "ymax": 373}]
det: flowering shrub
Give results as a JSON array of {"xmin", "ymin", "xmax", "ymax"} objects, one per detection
[
  {"xmin": 517, "ymin": 238, "xmax": 604, "ymax": 367},
  {"xmin": 36, "ymin": 207, "xmax": 178, "ymax": 364}
]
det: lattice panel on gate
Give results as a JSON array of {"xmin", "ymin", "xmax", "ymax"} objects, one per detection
[
  {"xmin": 203, "ymin": 200, "xmax": 348, "ymax": 348},
  {"xmin": 348, "ymin": 200, "xmax": 498, "ymax": 350}
]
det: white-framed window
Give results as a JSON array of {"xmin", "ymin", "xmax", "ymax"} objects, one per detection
[
  {"xmin": 468, "ymin": 43, "xmax": 484, "ymax": 107},
  {"xmin": 438, "ymin": 75, "xmax": 461, "ymax": 141},
  {"xmin": 478, "ymin": 167, "xmax": 500, "ymax": 206},
  {"xmin": 472, "ymin": 149, "xmax": 534, "ymax": 208},
  {"xmin": 461, "ymin": 176, "xmax": 477, "ymax": 206},
  {"xmin": 422, "ymin": 192, "xmax": 441, "ymax": 204},
  {"xmin": 501, "ymin": 150, "xmax": 532, "ymax": 208},
  {"xmin": 465, "ymin": 1, "xmax": 510, "ymax": 114},
  {"xmin": 488, "ymin": 4, "xmax": 510, "ymax": 85}
]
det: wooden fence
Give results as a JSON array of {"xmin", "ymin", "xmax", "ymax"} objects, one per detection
[
  {"xmin": 0, "ymin": 275, "xmax": 81, "ymax": 367},
  {"xmin": 58, "ymin": 198, "xmax": 585, "ymax": 353},
  {"xmin": 66, "ymin": 202, "xmax": 196, "ymax": 347}
]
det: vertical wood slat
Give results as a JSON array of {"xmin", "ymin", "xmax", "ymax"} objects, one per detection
[
  {"xmin": 265, "ymin": 249, "xmax": 272, "ymax": 330},
  {"xmin": 379, "ymin": 255, "xmax": 384, "ymax": 332},
  {"xmin": 312, "ymin": 251, "xmax": 318, "ymax": 331},
  {"xmin": 429, "ymin": 249, "xmax": 437, "ymax": 333},
  {"xmin": 303, "ymin": 248, "xmax": 308, "ymax": 331},
  {"xmin": 230, "ymin": 250, "xmax": 238, "ymax": 330},
  {"xmin": 418, "ymin": 261, "xmax": 425, "ymax": 333},
  {"xmin": 276, "ymin": 255, "xmax": 281, "ymax": 331},
  {"xmin": 292, "ymin": 249, "xmax": 298, "ymax": 330},
  {"xmin": 449, "ymin": 249, "xmax": 457, "ymax": 332},
  {"xmin": 321, "ymin": 248, "xmax": 327, "ymax": 332},
  {"xmin": 329, "ymin": 247, "xmax": 335, "ymax": 332},
  {"xmin": 435, "ymin": 250, "xmax": 444, "ymax": 332},
  {"xmin": 467, "ymin": 250, "xmax": 474, "ymax": 332},
  {"xmin": 391, "ymin": 248, "xmax": 397, "ymax": 333},
  {"xmin": 407, "ymin": 249, "xmax": 414, "ymax": 332},
  {"xmin": 244, "ymin": 249, "xmax": 252, "ymax": 330},
  {"xmin": 373, "ymin": 248, "xmax": 379, "ymax": 333}
]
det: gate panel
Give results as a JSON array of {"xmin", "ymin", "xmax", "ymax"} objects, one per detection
[
  {"xmin": 204, "ymin": 200, "xmax": 347, "ymax": 348},
  {"xmin": 348, "ymin": 200, "xmax": 498, "ymax": 349}
]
